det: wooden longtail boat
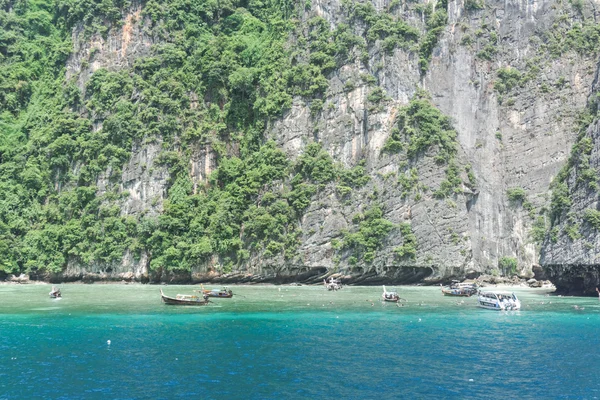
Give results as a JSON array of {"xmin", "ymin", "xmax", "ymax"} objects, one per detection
[
  {"xmin": 324, "ymin": 277, "xmax": 343, "ymax": 291},
  {"xmin": 160, "ymin": 289, "xmax": 211, "ymax": 306},
  {"xmin": 49, "ymin": 286, "xmax": 62, "ymax": 298},
  {"xmin": 440, "ymin": 282, "xmax": 478, "ymax": 297},
  {"xmin": 382, "ymin": 286, "xmax": 400, "ymax": 302}
]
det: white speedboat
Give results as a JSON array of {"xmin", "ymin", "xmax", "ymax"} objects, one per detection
[{"xmin": 477, "ymin": 291, "xmax": 521, "ymax": 310}]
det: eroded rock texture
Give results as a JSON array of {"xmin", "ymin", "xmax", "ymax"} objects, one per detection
[{"xmin": 54, "ymin": 0, "xmax": 600, "ymax": 288}]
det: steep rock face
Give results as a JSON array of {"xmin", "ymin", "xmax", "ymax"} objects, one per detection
[
  {"xmin": 541, "ymin": 112, "xmax": 600, "ymax": 295},
  {"xmin": 265, "ymin": 0, "xmax": 597, "ymax": 282},
  {"xmin": 57, "ymin": 0, "xmax": 600, "ymax": 284},
  {"xmin": 66, "ymin": 4, "xmax": 154, "ymax": 91}
]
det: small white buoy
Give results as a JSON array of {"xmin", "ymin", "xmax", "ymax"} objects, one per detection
[
  {"xmin": 418, "ymin": 318, "xmax": 421, "ymax": 322},
  {"xmin": 468, "ymin": 379, "xmax": 474, "ymax": 382},
  {"xmin": 107, "ymin": 340, "xmax": 111, "ymax": 345}
]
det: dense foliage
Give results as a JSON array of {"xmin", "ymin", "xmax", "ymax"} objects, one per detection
[
  {"xmin": 0, "ymin": 0, "xmax": 383, "ymax": 276},
  {"xmin": 0, "ymin": 0, "xmax": 306, "ymax": 275},
  {"xmin": 0, "ymin": 0, "xmax": 463, "ymax": 276}
]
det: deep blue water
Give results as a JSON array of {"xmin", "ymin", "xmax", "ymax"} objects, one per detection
[{"xmin": 1, "ymin": 284, "xmax": 599, "ymax": 399}]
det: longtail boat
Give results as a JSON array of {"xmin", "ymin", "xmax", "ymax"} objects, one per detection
[
  {"xmin": 440, "ymin": 281, "xmax": 478, "ymax": 297},
  {"xmin": 200, "ymin": 284, "xmax": 234, "ymax": 298},
  {"xmin": 324, "ymin": 277, "xmax": 343, "ymax": 291},
  {"xmin": 160, "ymin": 289, "xmax": 210, "ymax": 306},
  {"xmin": 382, "ymin": 285, "xmax": 400, "ymax": 302},
  {"xmin": 49, "ymin": 286, "xmax": 62, "ymax": 299}
]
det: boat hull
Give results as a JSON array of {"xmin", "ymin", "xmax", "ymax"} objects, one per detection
[
  {"xmin": 324, "ymin": 279, "xmax": 342, "ymax": 291},
  {"xmin": 477, "ymin": 292, "xmax": 521, "ymax": 310},
  {"xmin": 204, "ymin": 291, "xmax": 233, "ymax": 298},
  {"xmin": 441, "ymin": 289, "xmax": 473, "ymax": 297},
  {"xmin": 477, "ymin": 302, "xmax": 521, "ymax": 311},
  {"xmin": 160, "ymin": 290, "xmax": 210, "ymax": 306},
  {"xmin": 381, "ymin": 286, "xmax": 400, "ymax": 302}
]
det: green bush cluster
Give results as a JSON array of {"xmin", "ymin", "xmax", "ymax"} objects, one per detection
[
  {"xmin": 384, "ymin": 91, "xmax": 457, "ymax": 161},
  {"xmin": 506, "ymin": 187, "xmax": 527, "ymax": 202},
  {"xmin": 383, "ymin": 90, "xmax": 461, "ymax": 199},
  {"xmin": 433, "ymin": 161, "xmax": 462, "ymax": 199},
  {"xmin": 498, "ymin": 256, "xmax": 517, "ymax": 276},
  {"xmin": 583, "ymin": 209, "xmax": 600, "ymax": 230},
  {"xmin": 394, "ymin": 223, "xmax": 417, "ymax": 260},
  {"xmin": 342, "ymin": 0, "xmax": 419, "ymax": 54},
  {"xmin": 529, "ymin": 216, "xmax": 547, "ymax": 244},
  {"xmin": 549, "ymin": 182, "xmax": 572, "ymax": 223},
  {"xmin": 544, "ymin": 19, "xmax": 600, "ymax": 57},
  {"xmin": 418, "ymin": 0, "xmax": 448, "ymax": 74},
  {"xmin": 494, "ymin": 67, "xmax": 524, "ymax": 94},
  {"xmin": 464, "ymin": 0, "xmax": 485, "ymax": 11},
  {"xmin": 338, "ymin": 205, "xmax": 395, "ymax": 264}
]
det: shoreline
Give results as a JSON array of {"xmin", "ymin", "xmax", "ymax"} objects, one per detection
[{"xmin": 0, "ymin": 278, "xmax": 557, "ymax": 289}]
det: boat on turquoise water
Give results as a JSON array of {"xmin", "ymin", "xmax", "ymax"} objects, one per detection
[
  {"xmin": 160, "ymin": 289, "xmax": 210, "ymax": 306},
  {"xmin": 324, "ymin": 277, "xmax": 343, "ymax": 291},
  {"xmin": 201, "ymin": 285, "xmax": 233, "ymax": 298},
  {"xmin": 477, "ymin": 291, "xmax": 521, "ymax": 310},
  {"xmin": 440, "ymin": 281, "xmax": 478, "ymax": 297},
  {"xmin": 49, "ymin": 286, "xmax": 61, "ymax": 299},
  {"xmin": 382, "ymin": 286, "xmax": 400, "ymax": 302}
]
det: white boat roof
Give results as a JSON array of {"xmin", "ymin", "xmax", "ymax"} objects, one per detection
[{"xmin": 479, "ymin": 291, "xmax": 515, "ymax": 295}]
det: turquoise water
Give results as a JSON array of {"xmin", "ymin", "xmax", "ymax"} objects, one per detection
[{"xmin": 1, "ymin": 284, "xmax": 599, "ymax": 399}]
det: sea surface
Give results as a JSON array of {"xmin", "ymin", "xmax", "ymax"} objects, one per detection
[{"xmin": 1, "ymin": 283, "xmax": 599, "ymax": 399}]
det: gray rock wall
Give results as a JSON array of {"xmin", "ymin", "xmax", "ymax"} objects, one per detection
[
  {"xmin": 541, "ymin": 116, "xmax": 600, "ymax": 294},
  {"xmin": 57, "ymin": 0, "xmax": 600, "ymax": 285}
]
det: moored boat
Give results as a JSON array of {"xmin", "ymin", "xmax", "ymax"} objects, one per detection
[
  {"xmin": 324, "ymin": 277, "xmax": 343, "ymax": 291},
  {"xmin": 201, "ymin": 285, "xmax": 233, "ymax": 298},
  {"xmin": 477, "ymin": 291, "xmax": 521, "ymax": 310},
  {"xmin": 440, "ymin": 281, "xmax": 478, "ymax": 297},
  {"xmin": 382, "ymin": 285, "xmax": 400, "ymax": 302},
  {"xmin": 49, "ymin": 286, "xmax": 61, "ymax": 298},
  {"xmin": 160, "ymin": 289, "xmax": 211, "ymax": 306}
]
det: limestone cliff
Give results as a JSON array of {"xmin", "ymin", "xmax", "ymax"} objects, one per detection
[
  {"xmin": 54, "ymin": 0, "xmax": 600, "ymax": 287},
  {"xmin": 540, "ymin": 66, "xmax": 600, "ymax": 295}
]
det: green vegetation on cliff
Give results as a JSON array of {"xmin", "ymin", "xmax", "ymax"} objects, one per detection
[
  {"xmin": 6, "ymin": 0, "xmax": 440, "ymax": 277},
  {"xmin": 0, "ymin": 0, "xmax": 296, "ymax": 274},
  {"xmin": 383, "ymin": 90, "xmax": 460, "ymax": 199}
]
